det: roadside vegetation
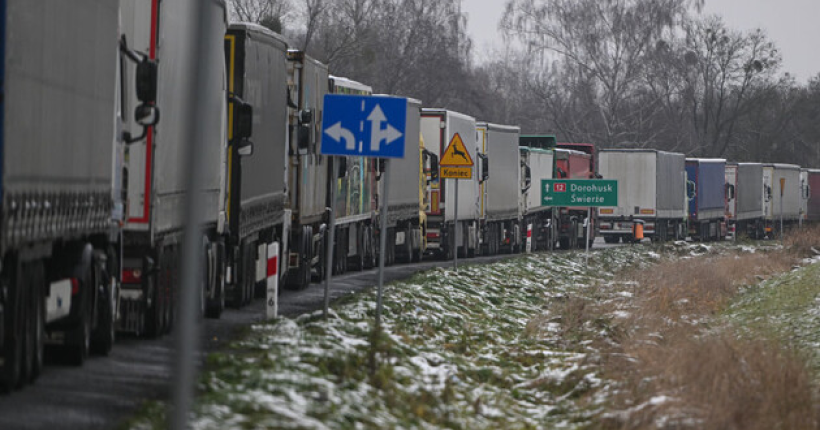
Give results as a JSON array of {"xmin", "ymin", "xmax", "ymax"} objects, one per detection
[{"xmin": 125, "ymin": 228, "xmax": 820, "ymax": 429}]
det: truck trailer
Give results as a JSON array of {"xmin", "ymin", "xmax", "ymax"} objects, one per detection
[
  {"xmin": 381, "ymin": 97, "xmax": 427, "ymax": 264},
  {"xmin": 519, "ymin": 147, "xmax": 554, "ymax": 251},
  {"xmin": 327, "ymin": 77, "xmax": 378, "ymax": 273},
  {"xmin": 119, "ymin": 0, "xmax": 229, "ymax": 335},
  {"xmin": 554, "ymin": 148, "xmax": 594, "ymax": 249},
  {"xmin": 1, "ymin": 0, "xmax": 123, "ymax": 389},
  {"xmin": 686, "ymin": 158, "xmax": 727, "ymax": 241},
  {"xmin": 805, "ymin": 169, "xmax": 820, "ymax": 222},
  {"xmin": 224, "ymin": 23, "xmax": 291, "ymax": 307},
  {"xmin": 598, "ymin": 149, "xmax": 687, "ymax": 242},
  {"xmin": 421, "ymin": 109, "xmax": 480, "ymax": 259},
  {"xmin": 477, "ymin": 123, "xmax": 522, "ymax": 255},
  {"xmin": 286, "ymin": 51, "xmax": 329, "ymax": 289},
  {"xmin": 762, "ymin": 164, "xmax": 801, "ymax": 237},
  {"xmin": 727, "ymin": 163, "xmax": 766, "ymax": 239}
]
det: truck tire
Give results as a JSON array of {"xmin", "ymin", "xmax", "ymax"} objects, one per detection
[
  {"xmin": 91, "ymin": 251, "xmax": 115, "ymax": 356},
  {"xmin": 1, "ymin": 263, "xmax": 24, "ymax": 391},
  {"xmin": 604, "ymin": 235, "xmax": 618, "ymax": 244},
  {"xmin": 205, "ymin": 242, "xmax": 225, "ymax": 319},
  {"xmin": 144, "ymin": 271, "xmax": 162, "ymax": 339},
  {"xmin": 401, "ymin": 226, "xmax": 413, "ymax": 264},
  {"xmin": 29, "ymin": 262, "xmax": 45, "ymax": 381}
]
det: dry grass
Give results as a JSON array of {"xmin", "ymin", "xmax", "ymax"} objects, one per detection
[
  {"xmin": 784, "ymin": 224, "xmax": 820, "ymax": 256},
  {"xmin": 573, "ymin": 250, "xmax": 820, "ymax": 429}
]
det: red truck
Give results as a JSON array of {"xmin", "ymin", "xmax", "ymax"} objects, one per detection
[{"xmin": 554, "ymin": 148, "xmax": 595, "ymax": 249}]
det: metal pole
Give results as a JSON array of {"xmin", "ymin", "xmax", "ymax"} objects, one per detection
[
  {"xmin": 585, "ymin": 208, "xmax": 591, "ymax": 265},
  {"xmin": 453, "ymin": 180, "xmax": 459, "ymax": 271},
  {"xmin": 323, "ymin": 158, "xmax": 338, "ymax": 319},
  {"xmin": 780, "ymin": 191, "xmax": 784, "ymax": 243},
  {"xmin": 375, "ymin": 159, "xmax": 390, "ymax": 330},
  {"xmin": 171, "ymin": 1, "xmax": 215, "ymax": 428}
]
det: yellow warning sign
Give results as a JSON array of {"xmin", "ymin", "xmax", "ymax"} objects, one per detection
[
  {"xmin": 441, "ymin": 166, "xmax": 473, "ymax": 179},
  {"xmin": 440, "ymin": 133, "xmax": 474, "ymax": 167}
]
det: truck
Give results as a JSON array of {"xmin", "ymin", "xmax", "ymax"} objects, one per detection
[
  {"xmin": 726, "ymin": 163, "xmax": 766, "ymax": 239},
  {"xmin": 686, "ymin": 158, "xmax": 727, "ymax": 241},
  {"xmin": 554, "ymin": 148, "xmax": 594, "ymax": 249},
  {"xmin": 477, "ymin": 123, "xmax": 522, "ymax": 255},
  {"xmin": 286, "ymin": 51, "xmax": 329, "ymax": 289},
  {"xmin": 800, "ymin": 168, "xmax": 809, "ymax": 226},
  {"xmin": 421, "ymin": 109, "xmax": 479, "ymax": 259},
  {"xmin": 223, "ymin": 23, "xmax": 291, "ymax": 307},
  {"xmin": 1, "ymin": 0, "xmax": 124, "ymax": 389},
  {"xmin": 119, "ymin": 0, "xmax": 229, "ymax": 335},
  {"xmin": 598, "ymin": 150, "xmax": 687, "ymax": 242},
  {"xmin": 805, "ymin": 169, "xmax": 820, "ymax": 222},
  {"xmin": 762, "ymin": 164, "xmax": 801, "ymax": 237},
  {"xmin": 380, "ymin": 97, "xmax": 427, "ymax": 264},
  {"xmin": 326, "ymin": 77, "xmax": 378, "ymax": 273},
  {"xmin": 519, "ymin": 147, "xmax": 555, "ymax": 251}
]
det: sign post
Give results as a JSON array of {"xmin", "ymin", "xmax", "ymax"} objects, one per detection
[
  {"xmin": 439, "ymin": 133, "xmax": 474, "ymax": 270},
  {"xmin": 780, "ymin": 177, "xmax": 785, "ymax": 242},
  {"xmin": 321, "ymin": 94, "xmax": 408, "ymax": 330},
  {"xmin": 541, "ymin": 179, "xmax": 618, "ymax": 263}
]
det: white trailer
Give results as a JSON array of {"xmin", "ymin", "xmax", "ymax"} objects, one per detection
[
  {"xmin": 519, "ymin": 147, "xmax": 554, "ymax": 251},
  {"xmin": 763, "ymin": 163, "xmax": 801, "ymax": 237},
  {"xmin": 421, "ymin": 109, "xmax": 479, "ymax": 258},
  {"xmin": 477, "ymin": 123, "xmax": 522, "ymax": 254},
  {"xmin": 119, "ymin": 0, "xmax": 228, "ymax": 335},
  {"xmin": 730, "ymin": 163, "xmax": 766, "ymax": 239},
  {"xmin": 598, "ymin": 149, "xmax": 687, "ymax": 242}
]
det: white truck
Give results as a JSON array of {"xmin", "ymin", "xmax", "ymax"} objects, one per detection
[
  {"xmin": 763, "ymin": 163, "xmax": 801, "ymax": 237},
  {"xmin": 519, "ymin": 147, "xmax": 554, "ymax": 252},
  {"xmin": 598, "ymin": 149, "xmax": 688, "ymax": 242},
  {"xmin": 119, "ymin": 0, "xmax": 229, "ymax": 335},
  {"xmin": 420, "ymin": 109, "xmax": 480, "ymax": 259},
  {"xmin": 477, "ymin": 123, "xmax": 522, "ymax": 254},
  {"xmin": 1, "ymin": 0, "xmax": 124, "ymax": 389},
  {"xmin": 727, "ymin": 163, "xmax": 766, "ymax": 239}
]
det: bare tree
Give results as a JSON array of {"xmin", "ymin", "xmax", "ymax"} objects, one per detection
[
  {"xmin": 680, "ymin": 16, "xmax": 781, "ymax": 157},
  {"xmin": 229, "ymin": 0, "xmax": 290, "ymax": 32},
  {"xmin": 501, "ymin": 0, "xmax": 701, "ymax": 147}
]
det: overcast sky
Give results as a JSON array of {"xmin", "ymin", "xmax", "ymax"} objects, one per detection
[{"xmin": 462, "ymin": 0, "xmax": 820, "ymax": 83}]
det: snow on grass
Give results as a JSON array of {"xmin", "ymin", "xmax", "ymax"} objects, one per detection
[
  {"xmin": 124, "ymin": 241, "xmax": 765, "ymax": 430},
  {"xmin": 724, "ymin": 260, "xmax": 820, "ymax": 374}
]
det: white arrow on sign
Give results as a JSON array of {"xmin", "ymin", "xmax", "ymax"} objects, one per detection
[
  {"xmin": 368, "ymin": 105, "xmax": 403, "ymax": 152},
  {"xmin": 325, "ymin": 122, "xmax": 357, "ymax": 151}
]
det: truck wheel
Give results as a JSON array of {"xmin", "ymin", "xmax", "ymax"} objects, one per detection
[
  {"xmin": 91, "ymin": 251, "xmax": 114, "ymax": 356},
  {"xmin": 604, "ymin": 236, "xmax": 617, "ymax": 244},
  {"xmin": 559, "ymin": 237, "xmax": 570, "ymax": 250},
  {"xmin": 29, "ymin": 261, "xmax": 45, "ymax": 380},
  {"xmin": 205, "ymin": 242, "xmax": 225, "ymax": 319},
  {"xmin": 1, "ymin": 264, "xmax": 24, "ymax": 391},
  {"xmin": 401, "ymin": 226, "xmax": 413, "ymax": 264},
  {"xmin": 144, "ymin": 271, "xmax": 162, "ymax": 339}
]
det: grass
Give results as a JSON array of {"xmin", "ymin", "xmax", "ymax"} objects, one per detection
[{"xmin": 122, "ymin": 227, "xmax": 820, "ymax": 430}]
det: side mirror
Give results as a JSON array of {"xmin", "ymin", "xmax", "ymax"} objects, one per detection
[
  {"xmin": 135, "ymin": 104, "xmax": 159, "ymax": 127},
  {"xmin": 430, "ymin": 155, "xmax": 439, "ymax": 181},
  {"xmin": 234, "ymin": 102, "xmax": 253, "ymax": 140},
  {"xmin": 765, "ymin": 185, "xmax": 772, "ymax": 202},
  {"xmin": 298, "ymin": 124, "xmax": 311, "ymax": 150},
  {"xmin": 236, "ymin": 139, "xmax": 254, "ymax": 157},
  {"xmin": 686, "ymin": 180, "xmax": 697, "ymax": 200},
  {"xmin": 136, "ymin": 58, "xmax": 158, "ymax": 104},
  {"xmin": 725, "ymin": 183, "xmax": 735, "ymax": 199},
  {"xmin": 299, "ymin": 109, "xmax": 313, "ymax": 125},
  {"xmin": 557, "ymin": 168, "xmax": 567, "ymax": 179},
  {"xmin": 522, "ymin": 163, "xmax": 532, "ymax": 193},
  {"xmin": 480, "ymin": 154, "xmax": 489, "ymax": 183},
  {"xmin": 337, "ymin": 158, "xmax": 348, "ymax": 178}
]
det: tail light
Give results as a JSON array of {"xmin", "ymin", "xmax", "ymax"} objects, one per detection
[
  {"xmin": 71, "ymin": 278, "xmax": 80, "ymax": 295},
  {"xmin": 122, "ymin": 268, "xmax": 143, "ymax": 284}
]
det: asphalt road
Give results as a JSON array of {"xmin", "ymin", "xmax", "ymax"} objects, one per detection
[{"xmin": 0, "ymin": 239, "xmax": 619, "ymax": 429}]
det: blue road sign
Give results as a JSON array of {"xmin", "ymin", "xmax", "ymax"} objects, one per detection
[{"xmin": 321, "ymin": 95, "xmax": 408, "ymax": 159}]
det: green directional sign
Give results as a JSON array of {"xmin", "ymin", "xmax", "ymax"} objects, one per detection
[{"xmin": 541, "ymin": 179, "xmax": 618, "ymax": 207}]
